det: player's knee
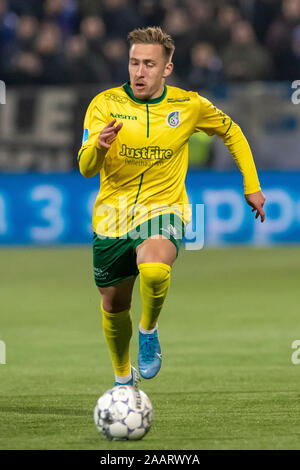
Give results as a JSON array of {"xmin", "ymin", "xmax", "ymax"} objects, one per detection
[
  {"xmin": 138, "ymin": 262, "xmax": 171, "ymax": 290},
  {"xmin": 102, "ymin": 301, "xmax": 131, "ymax": 313}
]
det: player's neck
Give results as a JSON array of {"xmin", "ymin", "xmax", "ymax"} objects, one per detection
[
  {"xmin": 124, "ymin": 82, "xmax": 167, "ymax": 104},
  {"xmin": 150, "ymin": 83, "xmax": 165, "ymax": 100}
]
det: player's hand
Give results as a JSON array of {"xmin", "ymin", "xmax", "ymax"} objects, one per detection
[
  {"xmin": 245, "ymin": 190, "xmax": 266, "ymax": 223},
  {"xmin": 98, "ymin": 119, "xmax": 123, "ymax": 149}
]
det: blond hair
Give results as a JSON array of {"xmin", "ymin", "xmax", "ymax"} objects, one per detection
[{"xmin": 127, "ymin": 26, "xmax": 175, "ymax": 61}]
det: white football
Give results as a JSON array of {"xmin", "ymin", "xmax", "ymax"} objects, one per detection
[{"xmin": 94, "ymin": 385, "xmax": 153, "ymax": 440}]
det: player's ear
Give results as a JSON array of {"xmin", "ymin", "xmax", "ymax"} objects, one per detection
[{"xmin": 163, "ymin": 61, "xmax": 173, "ymax": 78}]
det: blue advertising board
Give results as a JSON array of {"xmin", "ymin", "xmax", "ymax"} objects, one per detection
[{"xmin": 0, "ymin": 171, "xmax": 299, "ymax": 246}]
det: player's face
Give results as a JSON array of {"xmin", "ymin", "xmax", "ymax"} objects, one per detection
[{"xmin": 129, "ymin": 44, "xmax": 173, "ymax": 100}]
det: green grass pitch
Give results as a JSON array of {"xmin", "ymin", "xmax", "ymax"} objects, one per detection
[{"xmin": 0, "ymin": 246, "xmax": 300, "ymax": 450}]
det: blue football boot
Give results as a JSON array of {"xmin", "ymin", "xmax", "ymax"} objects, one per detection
[
  {"xmin": 138, "ymin": 329, "xmax": 162, "ymax": 379},
  {"xmin": 114, "ymin": 366, "xmax": 140, "ymax": 390}
]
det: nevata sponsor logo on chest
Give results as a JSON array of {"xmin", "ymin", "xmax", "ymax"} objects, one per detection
[
  {"xmin": 110, "ymin": 109, "xmax": 182, "ymax": 128},
  {"xmin": 110, "ymin": 112, "xmax": 137, "ymax": 121}
]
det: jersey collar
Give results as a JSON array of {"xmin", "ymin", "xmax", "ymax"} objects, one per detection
[{"xmin": 123, "ymin": 82, "xmax": 167, "ymax": 104}]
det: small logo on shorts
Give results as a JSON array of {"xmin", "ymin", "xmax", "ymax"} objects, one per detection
[
  {"xmin": 94, "ymin": 267, "xmax": 108, "ymax": 279},
  {"xmin": 161, "ymin": 224, "xmax": 177, "ymax": 238},
  {"xmin": 167, "ymin": 111, "xmax": 180, "ymax": 128},
  {"xmin": 167, "ymin": 224, "xmax": 177, "ymax": 237}
]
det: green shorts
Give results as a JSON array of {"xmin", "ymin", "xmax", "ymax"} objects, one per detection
[{"xmin": 93, "ymin": 213, "xmax": 185, "ymax": 287}]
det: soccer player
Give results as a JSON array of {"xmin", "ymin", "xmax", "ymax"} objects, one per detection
[{"xmin": 78, "ymin": 27, "xmax": 265, "ymax": 387}]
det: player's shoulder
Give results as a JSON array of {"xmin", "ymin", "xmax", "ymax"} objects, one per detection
[
  {"xmin": 88, "ymin": 85, "xmax": 128, "ymax": 108},
  {"xmin": 165, "ymin": 85, "xmax": 204, "ymax": 104}
]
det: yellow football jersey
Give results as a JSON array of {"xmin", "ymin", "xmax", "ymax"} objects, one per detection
[{"xmin": 78, "ymin": 82, "xmax": 261, "ymax": 237}]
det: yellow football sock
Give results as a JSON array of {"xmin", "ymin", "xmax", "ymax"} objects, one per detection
[
  {"xmin": 138, "ymin": 262, "xmax": 171, "ymax": 331},
  {"xmin": 101, "ymin": 302, "xmax": 132, "ymax": 377}
]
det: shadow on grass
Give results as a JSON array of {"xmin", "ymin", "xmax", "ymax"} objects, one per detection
[
  {"xmin": 0, "ymin": 406, "xmax": 91, "ymax": 416},
  {"xmin": 0, "ymin": 394, "xmax": 98, "ymax": 416}
]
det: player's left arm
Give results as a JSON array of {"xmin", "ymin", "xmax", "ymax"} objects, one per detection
[
  {"xmin": 195, "ymin": 96, "xmax": 266, "ymax": 222},
  {"xmin": 244, "ymin": 190, "xmax": 266, "ymax": 222}
]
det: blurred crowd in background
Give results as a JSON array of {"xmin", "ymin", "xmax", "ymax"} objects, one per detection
[{"xmin": 0, "ymin": 0, "xmax": 300, "ymax": 88}]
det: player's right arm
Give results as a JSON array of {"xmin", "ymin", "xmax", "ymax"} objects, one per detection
[{"xmin": 78, "ymin": 97, "xmax": 122, "ymax": 178}]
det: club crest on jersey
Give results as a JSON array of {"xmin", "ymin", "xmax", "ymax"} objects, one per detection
[{"xmin": 167, "ymin": 111, "xmax": 180, "ymax": 128}]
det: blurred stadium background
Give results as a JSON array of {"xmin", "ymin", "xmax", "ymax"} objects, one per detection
[
  {"xmin": 1, "ymin": 0, "xmax": 300, "ymax": 450},
  {"xmin": 0, "ymin": 0, "xmax": 300, "ymax": 245}
]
